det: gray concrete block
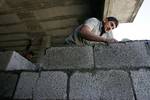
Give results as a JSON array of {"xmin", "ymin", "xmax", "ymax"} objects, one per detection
[
  {"xmin": 0, "ymin": 24, "xmax": 28, "ymax": 34},
  {"xmin": 0, "ymin": 14, "xmax": 21, "ymax": 24},
  {"xmin": 0, "ymin": 40, "xmax": 29, "ymax": 47},
  {"xmin": 144, "ymin": 40, "xmax": 150, "ymax": 56},
  {"xmin": 0, "ymin": 72, "xmax": 18, "ymax": 98},
  {"xmin": 34, "ymin": 5, "xmax": 89, "ymax": 20},
  {"xmin": 14, "ymin": 72, "xmax": 39, "ymax": 99},
  {"xmin": 40, "ymin": 18, "xmax": 78, "ymax": 30},
  {"xmin": 94, "ymin": 42, "xmax": 150, "ymax": 69},
  {"xmin": 39, "ymin": 47, "xmax": 94, "ymax": 69},
  {"xmin": 131, "ymin": 69, "xmax": 150, "ymax": 100},
  {"xmin": 46, "ymin": 27, "xmax": 73, "ymax": 36},
  {"xmin": 0, "ymin": 51, "xmax": 36, "ymax": 71},
  {"xmin": 34, "ymin": 71, "xmax": 67, "ymax": 100},
  {"xmin": 70, "ymin": 70, "xmax": 134, "ymax": 100},
  {"xmin": 0, "ymin": 33, "xmax": 29, "ymax": 42}
]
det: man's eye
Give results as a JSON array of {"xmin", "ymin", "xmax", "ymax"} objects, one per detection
[
  {"xmin": 111, "ymin": 23, "xmax": 114, "ymax": 27},
  {"xmin": 110, "ymin": 23, "xmax": 114, "ymax": 29}
]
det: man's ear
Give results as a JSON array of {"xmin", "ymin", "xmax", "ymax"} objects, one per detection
[{"xmin": 103, "ymin": 18, "xmax": 108, "ymax": 23}]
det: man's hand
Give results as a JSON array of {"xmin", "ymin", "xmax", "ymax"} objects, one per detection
[
  {"xmin": 80, "ymin": 25, "xmax": 118, "ymax": 43},
  {"xmin": 105, "ymin": 38, "xmax": 118, "ymax": 43}
]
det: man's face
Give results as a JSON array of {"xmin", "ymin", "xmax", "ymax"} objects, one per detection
[
  {"xmin": 26, "ymin": 54, "xmax": 33, "ymax": 60},
  {"xmin": 104, "ymin": 21, "xmax": 116, "ymax": 33}
]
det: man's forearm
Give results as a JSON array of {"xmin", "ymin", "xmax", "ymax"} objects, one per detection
[{"xmin": 80, "ymin": 25, "xmax": 107, "ymax": 42}]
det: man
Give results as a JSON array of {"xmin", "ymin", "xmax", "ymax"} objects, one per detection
[
  {"xmin": 65, "ymin": 17, "xmax": 119, "ymax": 46},
  {"xmin": 23, "ymin": 50, "xmax": 34, "ymax": 61}
]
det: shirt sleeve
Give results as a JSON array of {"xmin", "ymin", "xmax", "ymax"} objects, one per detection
[
  {"xmin": 106, "ymin": 31, "xmax": 114, "ymax": 38},
  {"xmin": 84, "ymin": 18, "xmax": 99, "ymax": 30}
]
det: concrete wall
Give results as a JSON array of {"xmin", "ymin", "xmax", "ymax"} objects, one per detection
[
  {"xmin": 0, "ymin": 0, "xmax": 95, "ymax": 62},
  {"xmin": 0, "ymin": 0, "xmax": 144, "ymax": 62},
  {"xmin": 0, "ymin": 40, "xmax": 150, "ymax": 99}
]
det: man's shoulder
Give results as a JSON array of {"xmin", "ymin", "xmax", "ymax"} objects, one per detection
[
  {"xmin": 86, "ymin": 17, "xmax": 100, "ymax": 22},
  {"xmin": 84, "ymin": 17, "xmax": 101, "ymax": 26}
]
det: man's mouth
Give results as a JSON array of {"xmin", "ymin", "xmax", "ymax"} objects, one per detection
[{"xmin": 105, "ymin": 28, "xmax": 110, "ymax": 32}]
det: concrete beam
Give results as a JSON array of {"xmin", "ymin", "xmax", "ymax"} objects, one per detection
[{"xmin": 103, "ymin": 0, "xmax": 144, "ymax": 22}]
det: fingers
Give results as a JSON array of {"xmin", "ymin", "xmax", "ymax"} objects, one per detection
[
  {"xmin": 112, "ymin": 39, "xmax": 118, "ymax": 42},
  {"xmin": 106, "ymin": 38, "xmax": 118, "ymax": 43}
]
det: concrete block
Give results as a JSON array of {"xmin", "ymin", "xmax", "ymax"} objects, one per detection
[
  {"xmin": 51, "ymin": 37, "xmax": 66, "ymax": 44},
  {"xmin": 94, "ymin": 42, "xmax": 150, "ymax": 69},
  {"xmin": 0, "ymin": 0, "xmax": 11, "ymax": 13},
  {"xmin": 39, "ymin": 47, "xmax": 94, "ymax": 69},
  {"xmin": 144, "ymin": 40, "xmax": 150, "ymax": 56},
  {"xmin": 0, "ymin": 40, "xmax": 29, "ymax": 47},
  {"xmin": 0, "ymin": 33, "xmax": 29, "ymax": 42},
  {"xmin": 46, "ymin": 27, "xmax": 73, "ymax": 36},
  {"xmin": 0, "ymin": 14, "xmax": 21, "ymax": 24},
  {"xmin": 0, "ymin": 51, "xmax": 36, "ymax": 71},
  {"xmin": 0, "ymin": 72, "xmax": 18, "ymax": 98},
  {"xmin": 131, "ymin": 69, "xmax": 150, "ymax": 100},
  {"xmin": 34, "ymin": 5, "xmax": 89, "ymax": 20},
  {"xmin": 2, "ymin": 46, "xmax": 26, "ymax": 51},
  {"xmin": 14, "ymin": 72, "xmax": 38, "ymax": 99},
  {"xmin": 0, "ymin": 24, "xmax": 28, "ymax": 34},
  {"xmin": 5, "ymin": 0, "xmax": 89, "ymax": 11},
  {"xmin": 70, "ymin": 70, "xmax": 134, "ymax": 100},
  {"xmin": 40, "ymin": 18, "xmax": 78, "ymax": 30},
  {"xmin": 34, "ymin": 71, "xmax": 67, "ymax": 100}
]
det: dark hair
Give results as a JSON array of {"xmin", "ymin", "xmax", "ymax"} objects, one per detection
[
  {"xmin": 106, "ymin": 16, "xmax": 119, "ymax": 27},
  {"xmin": 23, "ymin": 50, "xmax": 34, "ymax": 56},
  {"xmin": 27, "ymin": 51, "xmax": 34, "ymax": 55}
]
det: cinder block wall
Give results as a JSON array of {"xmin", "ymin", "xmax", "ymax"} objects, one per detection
[
  {"xmin": 0, "ymin": 40, "xmax": 150, "ymax": 100},
  {"xmin": 0, "ymin": 0, "xmax": 104, "ymax": 62}
]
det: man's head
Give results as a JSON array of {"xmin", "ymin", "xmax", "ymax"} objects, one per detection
[
  {"xmin": 23, "ymin": 51, "xmax": 34, "ymax": 61},
  {"xmin": 103, "ymin": 16, "xmax": 119, "ymax": 33}
]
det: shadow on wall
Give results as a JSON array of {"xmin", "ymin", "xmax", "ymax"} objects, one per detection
[{"xmin": 78, "ymin": 0, "xmax": 105, "ymax": 24}]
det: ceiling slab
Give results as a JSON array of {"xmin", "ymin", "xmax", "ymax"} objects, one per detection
[{"xmin": 103, "ymin": 0, "xmax": 144, "ymax": 23}]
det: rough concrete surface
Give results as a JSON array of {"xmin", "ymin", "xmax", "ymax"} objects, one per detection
[
  {"xmin": 131, "ymin": 69, "xmax": 150, "ymax": 100},
  {"xmin": 34, "ymin": 71, "xmax": 67, "ymax": 100},
  {"xmin": 70, "ymin": 70, "xmax": 134, "ymax": 100},
  {"xmin": 94, "ymin": 42, "xmax": 150, "ymax": 69},
  {"xmin": 14, "ymin": 72, "xmax": 39, "ymax": 99},
  {"xmin": 0, "ymin": 72, "xmax": 18, "ymax": 98},
  {"xmin": 0, "ymin": 51, "xmax": 36, "ymax": 71},
  {"xmin": 40, "ymin": 47, "xmax": 94, "ymax": 69}
]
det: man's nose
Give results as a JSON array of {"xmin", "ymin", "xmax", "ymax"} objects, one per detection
[{"xmin": 108, "ymin": 26, "xmax": 113, "ymax": 31}]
